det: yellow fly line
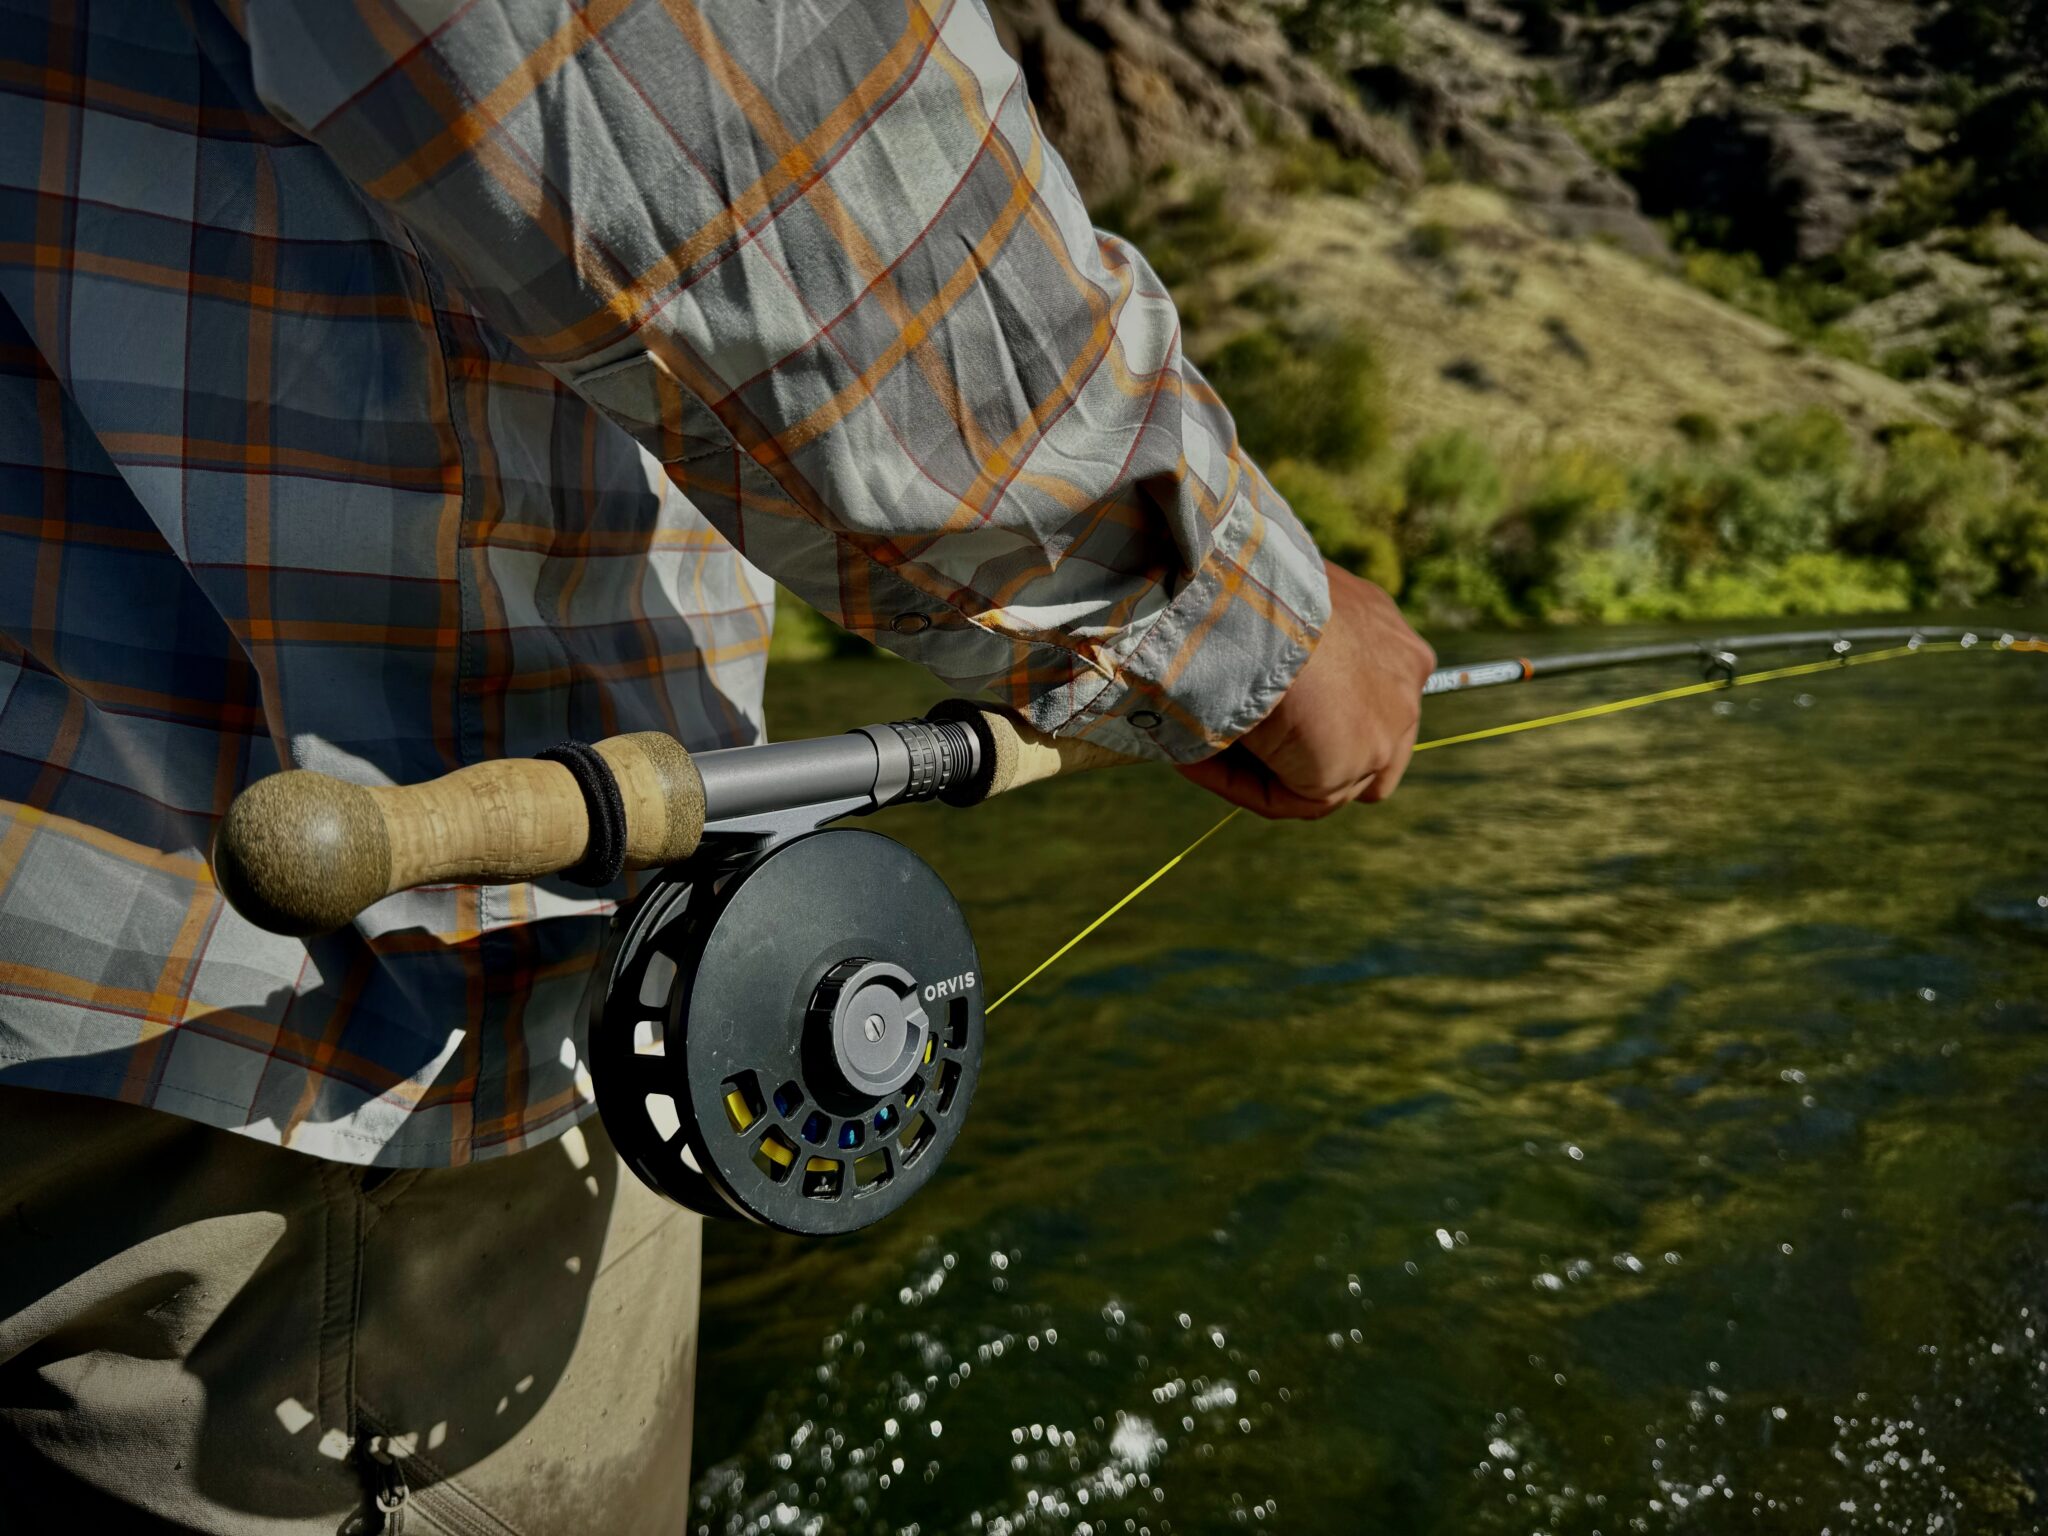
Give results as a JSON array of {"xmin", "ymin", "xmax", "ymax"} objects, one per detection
[{"xmin": 985, "ymin": 639, "xmax": 2020, "ymax": 1015}]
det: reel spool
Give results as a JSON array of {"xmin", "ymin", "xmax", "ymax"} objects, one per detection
[{"xmin": 589, "ymin": 828, "xmax": 984, "ymax": 1235}]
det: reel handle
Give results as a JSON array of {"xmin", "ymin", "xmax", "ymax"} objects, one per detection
[{"xmin": 212, "ymin": 733, "xmax": 704, "ymax": 937}]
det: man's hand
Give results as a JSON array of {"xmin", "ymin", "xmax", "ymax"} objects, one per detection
[{"xmin": 1175, "ymin": 562, "xmax": 1435, "ymax": 819}]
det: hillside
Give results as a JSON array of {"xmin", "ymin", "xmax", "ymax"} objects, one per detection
[
  {"xmin": 1148, "ymin": 177, "xmax": 1941, "ymax": 457},
  {"xmin": 994, "ymin": 0, "xmax": 2047, "ymax": 419}
]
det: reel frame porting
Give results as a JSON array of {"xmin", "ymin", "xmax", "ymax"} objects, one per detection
[{"xmin": 589, "ymin": 827, "xmax": 985, "ymax": 1236}]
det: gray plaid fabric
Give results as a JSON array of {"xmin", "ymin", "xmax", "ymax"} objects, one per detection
[{"xmin": 0, "ymin": 0, "xmax": 1328, "ymax": 1166}]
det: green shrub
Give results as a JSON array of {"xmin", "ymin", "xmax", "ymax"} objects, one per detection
[
  {"xmin": 1278, "ymin": 0, "xmax": 1408, "ymax": 56},
  {"xmin": 2009, "ymin": 325, "xmax": 2048, "ymax": 380},
  {"xmin": 1821, "ymin": 239, "xmax": 1906, "ymax": 304},
  {"xmin": 1986, "ymin": 494, "xmax": 2048, "ymax": 597},
  {"xmin": 1263, "ymin": 459, "xmax": 1399, "ymax": 585},
  {"xmin": 1955, "ymin": 86, "xmax": 2048, "ymax": 232},
  {"xmin": 1951, "ymin": 220, "xmax": 2016, "ymax": 269},
  {"xmin": 1268, "ymin": 138, "xmax": 1378, "ymax": 198},
  {"xmin": 1867, "ymin": 163, "xmax": 1973, "ymax": 247},
  {"xmin": 1402, "ymin": 552, "xmax": 1517, "ymax": 626},
  {"xmin": 1407, "ymin": 221, "xmax": 1462, "ymax": 262},
  {"xmin": 1528, "ymin": 72, "xmax": 1569, "ymax": 114},
  {"xmin": 1933, "ymin": 299, "xmax": 2000, "ymax": 372},
  {"xmin": 2002, "ymin": 256, "xmax": 2048, "ymax": 304},
  {"xmin": 1202, "ymin": 322, "xmax": 1388, "ymax": 471},
  {"xmin": 1604, "ymin": 113, "xmax": 1681, "ymax": 182},
  {"xmin": 1637, "ymin": 458, "xmax": 1816, "ymax": 577},
  {"xmin": 1683, "ymin": 246, "xmax": 1773, "ymax": 309},
  {"xmin": 1537, "ymin": 541, "xmax": 1670, "ymax": 622},
  {"xmin": 1694, "ymin": 409, "xmax": 1859, "ymax": 563},
  {"xmin": 1847, "ymin": 426, "xmax": 2010, "ymax": 600},
  {"xmin": 1483, "ymin": 446, "xmax": 1640, "ymax": 611},
  {"xmin": 1673, "ymin": 553, "xmax": 1914, "ymax": 618},
  {"xmin": 1673, "ymin": 410, "xmax": 1724, "ymax": 447},
  {"xmin": 1234, "ymin": 276, "xmax": 1300, "ymax": 316},
  {"xmin": 1765, "ymin": 552, "xmax": 1916, "ymax": 614},
  {"xmin": 1744, "ymin": 407, "xmax": 1855, "ymax": 481},
  {"xmin": 1680, "ymin": 247, "xmax": 1871, "ymax": 354},
  {"xmin": 1520, "ymin": 446, "xmax": 1634, "ymax": 532},
  {"xmin": 2016, "ymin": 435, "xmax": 2048, "ymax": 497},
  {"xmin": 769, "ymin": 589, "xmax": 875, "ymax": 663},
  {"xmin": 1107, "ymin": 177, "xmax": 1274, "ymax": 292},
  {"xmin": 1263, "ymin": 457, "xmax": 1355, "ymax": 544},
  {"xmin": 1814, "ymin": 328, "xmax": 1875, "ymax": 366},
  {"xmin": 1881, "ymin": 345, "xmax": 1937, "ymax": 381},
  {"xmin": 1401, "ymin": 429, "xmax": 1506, "ymax": 555}
]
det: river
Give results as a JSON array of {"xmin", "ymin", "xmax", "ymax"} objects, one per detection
[{"xmin": 687, "ymin": 617, "xmax": 2048, "ymax": 1536}]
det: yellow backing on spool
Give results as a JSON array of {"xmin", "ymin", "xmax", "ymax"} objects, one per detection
[{"xmin": 725, "ymin": 1090, "xmax": 757, "ymax": 1133}]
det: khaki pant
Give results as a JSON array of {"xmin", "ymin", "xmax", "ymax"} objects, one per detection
[{"xmin": 0, "ymin": 1086, "xmax": 700, "ymax": 1534}]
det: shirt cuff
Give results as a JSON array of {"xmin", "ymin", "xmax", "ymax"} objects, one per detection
[{"xmin": 1030, "ymin": 479, "xmax": 1331, "ymax": 765}]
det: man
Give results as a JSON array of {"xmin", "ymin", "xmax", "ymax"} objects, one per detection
[{"xmin": 0, "ymin": 1, "xmax": 1434, "ymax": 1530}]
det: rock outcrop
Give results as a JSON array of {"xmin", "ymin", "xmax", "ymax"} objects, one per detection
[
  {"xmin": 988, "ymin": 0, "xmax": 1990, "ymax": 270},
  {"xmin": 988, "ymin": 0, "xmax": 1421, "ymax": 204}
]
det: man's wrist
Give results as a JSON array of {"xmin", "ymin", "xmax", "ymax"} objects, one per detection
[{"xmin": 1062, "ymin": 500, "xmax": 1332, "ymax": 764}]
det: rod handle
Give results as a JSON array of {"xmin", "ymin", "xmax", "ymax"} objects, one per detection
[
  {"xmin": 212, "ymin": 733, "xmax": 704, "ymax": 937},
  {"xmin": 931, "ymin": 702, "xmax": 1136, "ymax": 803}
]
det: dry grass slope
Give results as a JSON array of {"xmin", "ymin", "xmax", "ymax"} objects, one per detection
[{"xmin": 1176, "ymin": 178, "xmax": 1946, "ymax": 459}]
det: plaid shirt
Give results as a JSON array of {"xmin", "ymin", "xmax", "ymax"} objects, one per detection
[{"xmin": 0, "ymin": 0, "xmax": 1327, "ymax": 1165}]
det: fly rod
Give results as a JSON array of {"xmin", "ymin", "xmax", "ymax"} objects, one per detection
[
  {"xmin": 210, "ymin": 626, "xmax": 2045, "ymax": 1236},
  {"xmin": 1423, "ymin": 624, "xmax": 2041, "ymax": 694}
]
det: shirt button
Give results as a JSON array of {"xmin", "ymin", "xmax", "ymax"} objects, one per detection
[
  {"xmin": 1129, "ymin": 709, "xmax": 1163, "ymax": 730},
  {"xmin": 890, "ymin": 613, "xmax": 931, "ymax": 636}
]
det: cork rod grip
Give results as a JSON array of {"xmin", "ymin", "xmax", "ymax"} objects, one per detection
[
  {"xmin": 211, "ymin": 732, "xmax": 704, "ymax": 937},
  {"xmin": 932, "ymin": 702, "xmax": 1137, "ymax": 803}
]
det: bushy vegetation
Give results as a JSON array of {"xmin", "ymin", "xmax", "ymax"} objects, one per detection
[
  {"xmin": 1202, "ymin": 322, "xmax": 1389, "ymax": 470},
  {"xmin": 1675, "ymin": 242, "xmax": 1890, "ymax": 364},
  {"xmin": 1275, "ymin": 0, "xmax": 1408, "ymax": 56},
  {"xmin": 1196, "ymin": 308, "xmax": 2047, "ymax": 625},
  {"xmin": 1093, "ymin": 175, "xmax": 1273, "ymax": 297},
  {"xmin": 769, "ymin": 587, "xmax": 875, "ymax": 663}
]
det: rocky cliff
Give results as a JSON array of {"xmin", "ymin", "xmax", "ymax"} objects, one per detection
[{"xmin": 988, "ymin": 0, "xmax": 2047, "ymax": 429}]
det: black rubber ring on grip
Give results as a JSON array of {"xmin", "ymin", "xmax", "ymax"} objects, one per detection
[{"xmin": 535, "ymin": 741, "xmax": 628, "ymax": 887}]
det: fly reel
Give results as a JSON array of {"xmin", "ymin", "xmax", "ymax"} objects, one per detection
[
  {"xmin": 212, "ymin": 702, "xmax": 1118, "ymax": 1236},
  {"xmin": 588, "ymin": 827, "xmax": 984, "ymax": 1235}
]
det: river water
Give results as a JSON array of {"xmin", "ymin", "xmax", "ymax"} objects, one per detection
[{"xmin": 688, "ymin": 620, "xmax": 2048, "ymax": 1536}]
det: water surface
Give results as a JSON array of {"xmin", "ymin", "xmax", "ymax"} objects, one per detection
[{"xmin": 690, "ymin": 618, "xmax": 2048, "ymax": 1536}]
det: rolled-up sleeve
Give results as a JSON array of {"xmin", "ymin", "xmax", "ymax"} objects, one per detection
[{"xmin": 235, "ymin": 0, "xmax": 1329, "ymax": 762}]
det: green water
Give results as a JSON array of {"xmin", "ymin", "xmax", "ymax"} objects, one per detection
[{"xmin": 689, "ymin": 621, "xmax": 2048, "ymax": 1536}]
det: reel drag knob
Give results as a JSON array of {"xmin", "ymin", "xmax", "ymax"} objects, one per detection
[{"xmin": 807, "ymin": 960, "xmax": 930, "ymax": 1107}]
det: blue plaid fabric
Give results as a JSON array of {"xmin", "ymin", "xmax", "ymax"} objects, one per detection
[{"xmin": 0, "ymin": 0, "xmax": 1327, "ymax": 1164}]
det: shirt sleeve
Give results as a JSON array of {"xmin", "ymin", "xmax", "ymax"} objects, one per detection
[{"xmin": 232, "ymin": 0, "xmax": 1329, "ymax": 763}]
